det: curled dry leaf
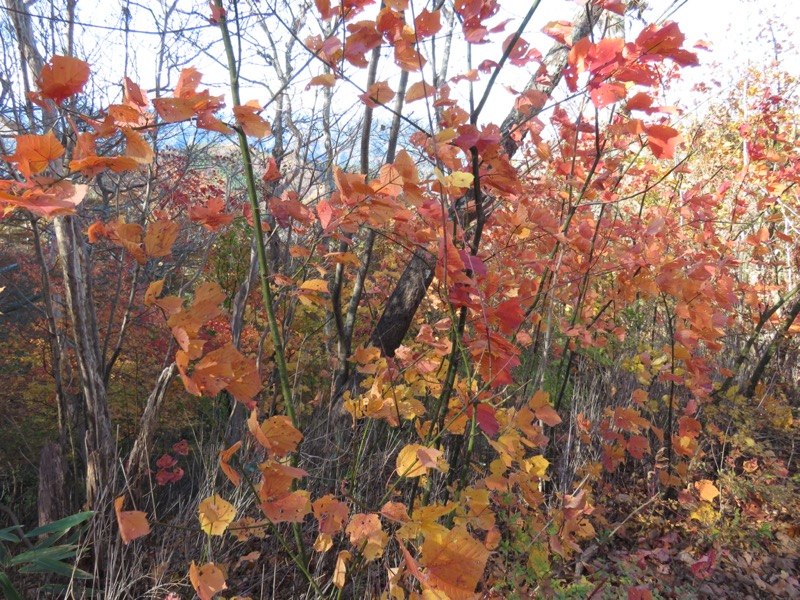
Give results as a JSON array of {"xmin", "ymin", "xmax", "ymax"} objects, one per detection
[{"xmin": 114, "ymin": 496, "xmax": 150, "ymax": 544}]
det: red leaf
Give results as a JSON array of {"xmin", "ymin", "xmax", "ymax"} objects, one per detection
[
  {"xmin": 471, "ymin": 403, "xmax": 499, "ymax": 437},
  {"xmin": 156, "ymin": 453, "xmax": 177, "ymax": 469},
  {"xmin": 262, "ymin": 157, "xmax": 282, "ymax": 182},
  {"xmin": 209, "ymin": 1, "xmax": 226, "ymax": 24},
  {"xmin": 626, "ymin": 435, "xmax": 650, "ymax": 459},
  {"xmin": 646, "ymin": 124, "xmax": 682, "ymax": 159},
  {"xmin": 415, "ymin": 9, "xmax": 441, "ymax": 38},
  {"xmin": 317, "ymin": 198, "xmax": 334, "ymax": 229}
]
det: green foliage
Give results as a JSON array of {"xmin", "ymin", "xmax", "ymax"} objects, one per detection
[{"xmin": 0, "ymin": 511, "xmax": 94, "ymax": 598}]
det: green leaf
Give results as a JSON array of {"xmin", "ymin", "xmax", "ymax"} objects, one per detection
[
  {"xmin": 24, "ymin": 512, "xmax": 93, "ymax": 539},
  {"xmin": 0, "ymin": 572, "xmax": 23, "ymax": 600},
  {"xmin": 0, "ymin": 529, "xmax": 20, "ymax": 544},
  {"xmin": 9, "ymin": 545, "xmax": 77, "ymax": 566},
  {"xmin": 18, "ymin": 557, "xmax": 92, "ymax": 579}
]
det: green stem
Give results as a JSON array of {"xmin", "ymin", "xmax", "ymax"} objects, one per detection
[
  {"xmin": 216, "ymin": 0, "xmax": 296, "ymax": 428},
  {"xmin": 216, "ymin": 1, "xmax": 307, "ymax": 565}
]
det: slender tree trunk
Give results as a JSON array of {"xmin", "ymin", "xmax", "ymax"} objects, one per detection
[{"xmin": 54, "ymin": 216, "xmax": 115, "ymax": 507}]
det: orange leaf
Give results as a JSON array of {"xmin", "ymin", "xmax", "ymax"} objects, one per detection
[
  {"xmin": 87, "ymin": 221, "xmax": 107, "ymax": 243},
  {"xmin": 542, "ymin": 20, "xmax": 573, "ymax": 46},
  {"xmin": 69, "ymin": 155, "xmax": 140, "ymax": 177},
  {"xmin": 174, "ymin": 67, "xmax": 202, "ymax": 98},
  {"xmin": 313, "ymin": 494, "xmax": 350, "ymax": 536},
  {"xmin": 0, "ymin": 180, "xmax": 87, "ymax": 218},
  {"xmin": 189, "ymin": 562, "xmax": 227, "ymax": 600},
  {"xmin": 259, "ymin": 460, "xmax": 308, "ymax": 499},
  {"xmin": 189, "ymin": 197, "xmax": 233, "ymax": 231},
  {"xmin": 123, "ymin": 76, "xmax": 148, "ymax": 109},
  {"xmin": 122, "ymin": 128, "xmax": 154, "ymax": 165},
  {"xmin": 419, "ymin": 526, "xmax": 489, "ymax": 599},
  {"xmin": 627, "ymin": 435, "xmax": 650, "ymax": 460},
  {"xmin": 359, "ymin": 81, "xmax": 395, "ymax": 108},
  {"xmin": 261, "ymin": 490, "xmax": 311, "ymax": 523},
  {"xmin": 307, "ymin": 74, "xmax": 337, "ymax": 89},
  {"xmin": 260, "ymin": 415, "xmax": 303, "ymax": 457},
  {"xmin": 406, "ymin": 80, "xmax": 434, "ymax": 103},
  {"xmin": 153, "ymin": 97, "xmax": 197, "ymax": 122},
  {"xmin": 535, "ymin": 404, "xmax": 562, "ymax": 427},
  {"xmin": 36, "ymin": 55, "xmax": 90, "ymax": 104},
  {"xmin": 114, "ymin": 496, "xmax": 150, "ymax": 544},
  {"xmin": 5, "ymin": 132, "xmax": 65, "ymax": 178},
  {"xmin": 695, "ymin": 479, "xmax": 720, "ymax": 503},
  {"xmin": 225, "ymin": 348, "xmax": 261, "ymax": 408},
  {"xmin": 415, "ymin": 9, "xmax": 441, "ymax": 38},
  {"xmin": 107, "ymin": 219, "xmax": 146, "ymax": 263},
  {"xmin": 234, "ymin": 102, "xmax": 272, "ymax": 138},
  {"xmin": 144, "ymin": 280, "xmax": 164, "ymax": 306},
  {"xmin": 394, "ymin": 41, "xmax": 426, "ymax": 71},
  {"xmin": 346, "ymin": 513, "xmax": 388, "ymax": 561},
  {"xmin": 144, "ymin": 221, "xmax": 180, "ymax": 257},
  {"xmin": 219, "ymin": 441, "xmax": 242, "ymax": 487},
  {"xmin": 262, "ymin": 157, "xmax": 282, "ymax": 182}
]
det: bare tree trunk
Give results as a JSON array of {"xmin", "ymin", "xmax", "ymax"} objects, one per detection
[
  {"xmin": 37, "ymin": 442, "xmax": 67, "ymax": 526},
  {"xmin": 54, "ymin": 216, "xmax": 115, "ymax": 507}
]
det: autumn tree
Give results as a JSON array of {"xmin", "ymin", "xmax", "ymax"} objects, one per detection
[{"xmin": 1, "ymin": 0, "xmax": 799, "ymax": 598}]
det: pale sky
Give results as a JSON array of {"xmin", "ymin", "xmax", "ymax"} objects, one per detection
[{"xmin": 33, "ymin": 0, "xmax": 800, "ymax": 133}]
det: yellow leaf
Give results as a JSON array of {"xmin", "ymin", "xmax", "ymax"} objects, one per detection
[
  {"xmin": 447, "ymin": 171, "xmax": 473, "ymax": 188},
  {"xmin": 690, "ymin": 502, "xmax": 716, "ymax": 524},
  {"xmin": 526, "ymin": 455, "xmax": 549, "ymax": 478},
  {"xmin": 300, "ymin": 278, "xmax": 329, "ymax": 293},
  {"xmin": 314, "ymin": 533, "xmax": 333, "ymax": 553},
  {"xmin": 396, "ymin": 444, "xmax": 427, "ymax": 478},
  {"xmin": 333, "ymin": 550, "xmax": 351, "ymax": 589},
  {"xmin": 198, "ymin": 494, "xmax": 236, "ymax": 536}
]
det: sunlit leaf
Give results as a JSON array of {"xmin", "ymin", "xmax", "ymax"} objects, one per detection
[
  {"xmin": 198, "ymin": 494, "xmax": 237, "ymax": 536},
  {"xmin": 36, "ymin": 55, "xmax": 90, "ymax": 104}
]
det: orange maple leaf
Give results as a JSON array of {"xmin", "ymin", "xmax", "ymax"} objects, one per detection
[
  {"xmin": 5, "ymin": 132, "xmax": 64, "ymax": 178},
  {"xmin": 34, "ymin": 55, "xmax": 90, "ymax": 105}
]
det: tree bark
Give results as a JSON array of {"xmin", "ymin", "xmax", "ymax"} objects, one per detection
[
  {"xmin": 54, "ymin": 216, "xmax": 115, "ymax": 507},
  {"xmin": 37, "ymin": 442, "xmax": 67, "ymax": 526}
]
